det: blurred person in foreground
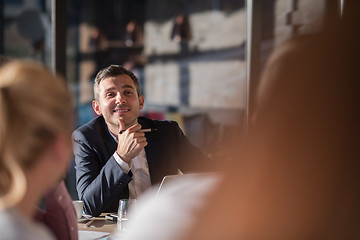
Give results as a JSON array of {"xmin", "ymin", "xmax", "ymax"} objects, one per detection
[
  {"xmin": 73, "ymin": 64, "xmax": 212, "ymax": 217},
  {"xmin": 118, "ymin": 2, "xmax": 360, "ymax": 240},
  {"xmin": 0, "ymin": 61, "xmax": 77, "ymax": 239}
]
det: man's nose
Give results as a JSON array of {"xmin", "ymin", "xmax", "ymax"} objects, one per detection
[{"xmin": 115, "ymin": 92, "xmax": 126, "ymax": 104}]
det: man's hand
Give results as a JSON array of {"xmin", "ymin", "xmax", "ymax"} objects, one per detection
[{"xmin": 116, "ymin": 118, "xmax": 148, "ymax": 165}]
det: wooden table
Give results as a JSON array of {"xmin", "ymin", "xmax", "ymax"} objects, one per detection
[{"xmin": 78, "ymin": 213, "xmax": 117, "ymax": 234}]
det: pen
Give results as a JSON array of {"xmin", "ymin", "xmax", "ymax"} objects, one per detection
[
  {"xmin": 119, "ymin": 128, "xmax": 158, "ymax": 134},
  {"xmin": 141, "ymin": 128, "xmax": 157, "ymax": 133},
  {"xmin": 84, "ymin": 220, "xmax": 94, "ymax": 228}
]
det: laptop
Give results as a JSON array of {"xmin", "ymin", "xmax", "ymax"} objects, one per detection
[
  {"xmin": 106, "ymin": 174, "xmax": 187, "ymax": 222},
  {"xmin": 156, "ymin": 174, "xmax": 187, "ymax": 196}
]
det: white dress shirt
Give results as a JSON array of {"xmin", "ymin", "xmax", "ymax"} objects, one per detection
[{"xmin": 110, "ymin": 131, "xmax": 152, "ymax": 199}]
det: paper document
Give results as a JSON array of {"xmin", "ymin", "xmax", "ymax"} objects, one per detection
[{"xmin": 78, "ymin": 230, "xmax": 110, "ymax": 240}]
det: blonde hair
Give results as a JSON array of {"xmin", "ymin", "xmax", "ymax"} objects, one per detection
[{"xmin": 0, "ymin": 61, "xmax": 73, "ymax": 209}]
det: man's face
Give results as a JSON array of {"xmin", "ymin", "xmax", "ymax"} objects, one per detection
[{"xmin": 93, "ymin": 74, "xmax": 144, "ymax": 134}]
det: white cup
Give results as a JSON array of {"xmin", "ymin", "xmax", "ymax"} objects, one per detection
[
  {"xmin": 117, "ymin": 199, "xmax": 136, "ymax": 231},
  {"xmin": 73, "ymin": 200, "xmax": 84, "ymax": 219}
]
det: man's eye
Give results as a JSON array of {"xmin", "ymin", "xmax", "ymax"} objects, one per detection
[
  {"xmin": 106, "ymin": 93, "xmax": 115, "ymax": 97},
  {"xmin": 125, "ymin": 91, "xmax": 133, "ymax": 95}
]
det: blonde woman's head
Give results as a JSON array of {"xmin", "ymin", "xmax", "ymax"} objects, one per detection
[{"xmin": 0, "ymin": 61, "xmax": 73, "ymax": 209}]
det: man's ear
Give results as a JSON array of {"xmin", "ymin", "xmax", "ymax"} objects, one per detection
[
  {"xmin": 92, "ymin": 100, "xmax": 102, "ymax": 115},
  {"xmin": 139, "ymin": 95, "xmax": 144, "ymax": 110}
]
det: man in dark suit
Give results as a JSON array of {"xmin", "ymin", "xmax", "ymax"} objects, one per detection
[{"xmin": 73, "ymin": 65, "xmax": 210, "ymax": 216}]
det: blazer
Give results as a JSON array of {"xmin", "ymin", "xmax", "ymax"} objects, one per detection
[{"xmin": 73, "ymin": 115, "xmax": 209, "ymax": 216}]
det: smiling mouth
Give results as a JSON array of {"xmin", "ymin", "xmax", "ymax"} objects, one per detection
[{"xmin": 114, "ymin": 109, "xmax": 130, "ymax": 113}]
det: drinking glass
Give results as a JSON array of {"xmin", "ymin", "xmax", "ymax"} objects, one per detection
[
  {"xmin": 72, "ymin": 200, "xmax": 83, "ymax": 219},
  {"xmin": 117, "ymin": 199, "xmax": 136, "ymax": 231}
]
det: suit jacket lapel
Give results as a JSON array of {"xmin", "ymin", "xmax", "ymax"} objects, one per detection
[{"xmin": 138, "ymin": 117, "xmax": 161, "ymax": 184}]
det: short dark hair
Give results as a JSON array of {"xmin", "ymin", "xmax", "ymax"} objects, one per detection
[{"xmin": 94, "ymin": 64, "xmax": 141, "ymax": 101}]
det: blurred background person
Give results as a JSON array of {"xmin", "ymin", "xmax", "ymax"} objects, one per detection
[
  {"xmin": 170, "ymin": 14, "xmax": 192, "ymax": 43},
  {"xmin": 124, "ymin": 20, "xmax": 144, "ymax": 47},
  {"xmin": 0, "ymin": 61, "xmax": 77, "ymax": 239}
]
